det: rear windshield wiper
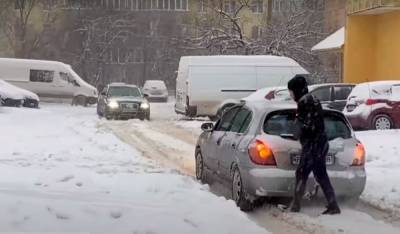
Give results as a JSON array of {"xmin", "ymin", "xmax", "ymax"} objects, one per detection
[{"xmin": 280, "ymin": 133, "xmax": 297, "ymax": 140}]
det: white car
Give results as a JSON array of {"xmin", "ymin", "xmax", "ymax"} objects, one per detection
[
  {"xmin": 142, "ymin": 80, "xmax": 168, "ymax": 102},
  {"xmin": 0, "ymin": 80, "xmax": 39, "ymax": 108}
]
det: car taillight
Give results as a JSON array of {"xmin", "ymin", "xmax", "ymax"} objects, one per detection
[
  {"xmin": 352, "ymin": 142, "xmax": 365, "ymax": 166},
  {"xmin": 366, "ymin": 99, "xmax": 386, "ymax": 105},
  {"xmin": 248, "ymin": 139, "xmax": 277, "ymax": 166},
  {"xmin": 265, "ymin": 91, "xmax": 275, "ymax": 100}
]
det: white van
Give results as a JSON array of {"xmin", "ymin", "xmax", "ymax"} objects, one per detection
[
  {"xmin": 0, "ymin": 58, "xmax": 98, "ymax": 104},
  {"xmin": 174, "ymin": 55, "xmax": 308, "ymax": 118}
]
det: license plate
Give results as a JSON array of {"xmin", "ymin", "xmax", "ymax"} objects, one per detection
[
  {"xmin": 121, "ymin": 103, "xmax": 138, "ymax": 112},
  {"xmin": 291, "ymin": 153, "xmax": 335, "ymax": 165}
]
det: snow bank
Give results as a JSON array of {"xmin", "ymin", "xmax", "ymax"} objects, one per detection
[
  {"xmin": 356, "ymin": 130, "xmax": 400, "ymax": 214},
  {"xmin": 0, "ymin": 104, "xmax": 268, "ymax": 234}
]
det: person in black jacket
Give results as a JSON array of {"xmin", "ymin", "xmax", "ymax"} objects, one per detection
[{"xmin": 287, "ymin": 75, "xmax": 341, "ymax": 215}]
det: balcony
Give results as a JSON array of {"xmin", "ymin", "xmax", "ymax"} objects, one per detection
[{"xmin": 347, "ymin": 0, "xmax": 400, "ymax": 15}]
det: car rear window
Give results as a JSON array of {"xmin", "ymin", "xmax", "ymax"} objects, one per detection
[{"xmin": 264, "ymin": 111, "xmax": 351, "ymax": 140}]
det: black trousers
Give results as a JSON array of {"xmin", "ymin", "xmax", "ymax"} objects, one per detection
[{"xmin": 292, "ymin": 136, "xmax": 339, "ymax": 208}]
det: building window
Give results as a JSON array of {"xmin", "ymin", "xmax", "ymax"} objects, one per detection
[
  {"xmin": 251, "ymin": 26, "xmax": 263, "ymax": 39},
  {"xmin": 252, "ymin": 0, "xmax": 263, "ymax": 13},
  {"xmin": 200, "ymin": 0, "xmax": 207, "ymax": 12},
  {"xmin": 30, "ymin": 70, "xmax": 54, "ymax": 83}
]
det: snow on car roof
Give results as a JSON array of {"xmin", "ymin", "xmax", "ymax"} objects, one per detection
[
  {"xmin": 0, "ymin": 80, "xmax": 25, "ymax": 100},
  {"xmin": 243, "ymin": 86, "xmax": 288, "ymax": 101},
  {"xmin": 0, "ymin": 57, "xmax": 67, "ymax": 67},
  {"xmin": 109, "ymin": 83, "xmax": 138, "ymax": 88},
  {"xmin": 180, "ymin": 55, "xmax": 305, "ymax": 67}
]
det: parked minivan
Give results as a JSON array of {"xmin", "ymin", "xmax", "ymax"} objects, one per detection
[
  {"xmin": 0, "ymin": 58, "xmax": 98, "ymax": 105},
  {"xmin": 174, "ymin": 56, "xmax": 308, "ymax": 119}
]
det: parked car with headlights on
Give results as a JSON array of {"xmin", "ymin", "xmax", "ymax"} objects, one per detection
[
  {"xmin": 195, "ymin": 101, "xmax": 366, "ymax": 211},
  {"xmin": 97, "ymin": 83, "xmax": 150, "ymax": 120}
]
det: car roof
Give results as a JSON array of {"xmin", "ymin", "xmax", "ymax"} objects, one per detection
[
  {"xmin": 309, "ymin": 83, "xmax": 355, "ymax": 90},
  {"xmin": 245, "ymin": 100, "xmax": 297, "ymax": 112},
  {"xmin": 243, "ymin": 100, "xmax": 344, "ymax": 115},
  {"xmin": 108, "ymin": 83, "xmax": 138, "ymax": 88}
]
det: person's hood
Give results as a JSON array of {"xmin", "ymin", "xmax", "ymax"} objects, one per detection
[{"xmin": 287, "ymin": 75, "xmax": 309, "ymax": 102}]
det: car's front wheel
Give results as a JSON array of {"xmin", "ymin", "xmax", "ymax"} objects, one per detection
[
  {"xmin": 195, "ymin": 150, "xmax": 207, "ymax": 183},
  {"xmin": 232, "ymin": 166, "xmax": 253, "ymax": 211},
  {"xmin": 373, "ymin": 114, "xmax": 393, "ymax": 130}
]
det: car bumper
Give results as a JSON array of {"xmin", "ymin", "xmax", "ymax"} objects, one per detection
[
  {"xmin": 23, "ymin": 98, "xmax": 39, "ymax": 108},
  {"xmin": 242, "ymin": 167, "xmax": 366, "ymax": 198},
  {"xmin": 106, "ymin": 108, "xmax": 149, "ymax": 118},
  {"xmin": 345, "ymin": 114, "xmax": 370, "ymax": 130},
  {"xmin": 2, "ymin": 98, "xmax": 23, "ymax": 107},
  {"xmin": 147, "ymin": 96, "xmax": 168, "ymax": 102}
]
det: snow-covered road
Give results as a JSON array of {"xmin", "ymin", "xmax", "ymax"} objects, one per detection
[
  {"xmin": 0, "ymin": 104, "xmax": 268, "ymax": 234},
  {"xmin": 1, "ymin": 102, "xmax": 400, "ymax": 234},
  {"xmin": 106, "ymin": 101, "xmax": 400, "ymax": 234}
]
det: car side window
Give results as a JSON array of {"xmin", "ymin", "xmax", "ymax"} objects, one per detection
[
  {"xmin": 215, "ymin": 107, "xmax": 240, "ymax": 131},
  {"xmin": 334, "ymin": 86, "xmax": 353, "ymax": 101},
  {"xmin": 30, "ymin": 69, "xmax": 54, "ymax": 83},
  {"xmin": 230, "ymin": 108, "xmax": 252, "ymax": 133},
  {"xmin": 312, "ymin": 87, "xmax": 331, "ymax": 102}
]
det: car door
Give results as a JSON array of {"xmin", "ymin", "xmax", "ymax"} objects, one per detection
[
  {"xmin": 311, "ymin": 86, "xmax": 333, "ymax": 109},
  {"xmin": 332, "ymin": 85, "xmax": 354, "ymax": 111},
  {"xmin": 203, "ymin": 106, "xmax": 240, "ymax": 173},
  {"xmin": 218, "ymin": 107, "xmax": 252, "ymax": 179}
]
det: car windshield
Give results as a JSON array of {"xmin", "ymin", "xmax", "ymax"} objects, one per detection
[
  {"xmin": 144, "ymin": 81, "xmax": 167, "ymax": 89},
  {"xmin": 108, "ymin": 86, "xmax": 141, "ymax": 97},
  {"xmin": 264, "ymin": 111, "xmax": 352, "ymax": 140}
]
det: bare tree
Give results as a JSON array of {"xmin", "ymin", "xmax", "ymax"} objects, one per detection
[
  {"xmin": 0, "ymin": 0, "xmax": 59, "ymax": 58},
  {"xmin": 185, "ymin": 0, "xmax": 255, "ymax": 54}
]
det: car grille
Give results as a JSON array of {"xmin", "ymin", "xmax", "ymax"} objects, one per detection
[
  {"xmin": 120, "ymin": 102, "xmax": 139, "ymax": 112},
  {"xmin": 150, "ymin": 90, "xmax": 163, "ymax": 95}
]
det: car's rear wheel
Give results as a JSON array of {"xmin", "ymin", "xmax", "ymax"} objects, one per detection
[
  {"xmin": 373, "ymin": 114, "xmax": 393, "ymax": 130},
  {"xmin": 72, "ymin": 95, "xmax": 88, "ymax": 107},
  {"xmin": 232, "ymin": 166, "xmax": 253, "ymax": 211},
  {"xmin": 195, "ymin": 150, "xmax": 207, "ymax": 183}
]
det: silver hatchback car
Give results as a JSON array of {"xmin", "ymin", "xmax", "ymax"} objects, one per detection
[{"xmin": 195, "ymin": 101, "xmax": 366, "ymax": 211}]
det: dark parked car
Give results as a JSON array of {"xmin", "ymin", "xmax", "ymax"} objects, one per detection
[
  {"xmin": 310, "ymin": 83, "xmax": 355, "ymax": 111},
  {"xmin": 217, "ymin": 83, "xmax": 355, "ymax": 116},
  {"xmin": 344, "ymin": 81, "xmax": 400, "ymax": 130},
  {"xmin": 196, "ymin": 101, "xmax": 366, "ymax": 211},
  {"xmin": 97, "ymin": 83, "xmax": 150, "ymax": 120},
  {"xmin": 0, "ymin": 79, "xmax": 40, "ymax": 108}
]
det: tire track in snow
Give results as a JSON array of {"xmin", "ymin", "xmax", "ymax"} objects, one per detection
[{"xmin": 105, "ymin": 118, "xmax": 400, "ymax": 234}]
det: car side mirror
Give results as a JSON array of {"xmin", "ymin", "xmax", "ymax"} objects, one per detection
[
  {"xmin": 201, "ymin": 122, "xmax": 214, "ymax": 132},
  {"xmin": 101, "ymin": 91, "xmax": 107, "ymax": 96}
]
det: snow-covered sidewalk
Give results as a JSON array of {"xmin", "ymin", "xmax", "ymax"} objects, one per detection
[
  {"xmin": 356, "ymin": 130, "xmax": 400, "ymax": 214},
  {"xmin": 0, "ymin": 104, "xmax": 268, "ymax": 234}
]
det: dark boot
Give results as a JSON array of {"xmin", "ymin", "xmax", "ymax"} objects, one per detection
[
  {"xmin": 322, "ymin": 204, "xmax": 341, "ymax": 215},
  {"xmin": 289, "ymin": 200, "xmax": 301, "ymax": 212}
]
